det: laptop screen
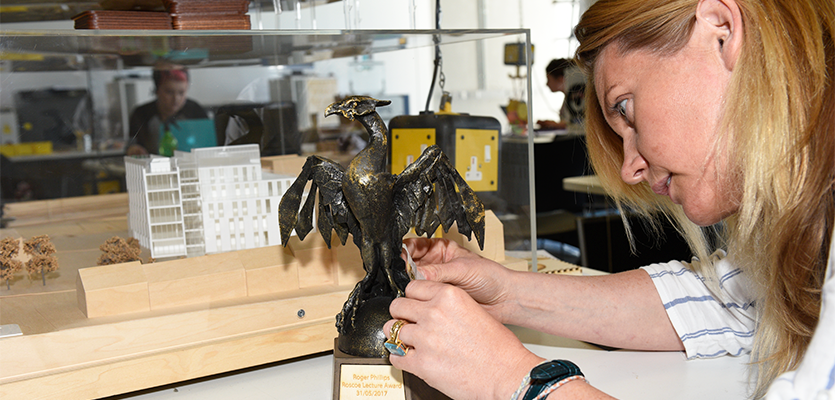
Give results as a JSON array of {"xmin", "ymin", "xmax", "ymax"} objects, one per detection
[{"xmin": 168, "ymin": 119, "xmax": 216, "ymax": 152}]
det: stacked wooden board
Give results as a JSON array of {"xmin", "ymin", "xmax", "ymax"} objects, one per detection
[
  {"xmin": 165, "ymin": 0, "xmax": 251, "ymax": 30},
  {"xmin": 73, "ymin": 0, "xmax": 250, "ymax": 30},
  {"xmin": 73, "ymin": 10, "xmax": 172, "ymax": 29}
]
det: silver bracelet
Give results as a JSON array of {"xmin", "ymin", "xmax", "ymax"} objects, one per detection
[
  {"xmin": 510, "ymin": 361, "xmax": 548, "ymax": 400},
  {"xmin": 533, "ymin": 375, "xmax": 588, "ymax": 400}
]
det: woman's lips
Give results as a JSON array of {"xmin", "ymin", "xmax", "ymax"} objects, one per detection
[{"xmin": 652, "ymin": 175, "xmax": 671, "ymax": 196}]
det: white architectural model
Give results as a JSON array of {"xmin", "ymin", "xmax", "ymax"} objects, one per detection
[{"xmin": 125, "ymin": 144, "xmax": 296, "ymax": 259}]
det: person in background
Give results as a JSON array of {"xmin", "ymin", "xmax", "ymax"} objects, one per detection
[
  {"xmin": 384, "ymin": 0, "xmax": 835, "ymax": 399},
  {"xmin": 127, "ymin": 64, "xmax": 207, "ymax": 156},
  {"xmin": 535, "ymin": 58, "xmax": 585, "ymax": 131}
]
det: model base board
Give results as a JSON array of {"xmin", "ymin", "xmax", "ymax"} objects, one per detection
[{"xmin": 0, "ymin": 189, "xmax": 517, "ymax": 399}]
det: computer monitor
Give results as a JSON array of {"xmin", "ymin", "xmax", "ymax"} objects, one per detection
[{"xmin": 14, "ymin": 88, "xmax": 88, "ymax": 147}]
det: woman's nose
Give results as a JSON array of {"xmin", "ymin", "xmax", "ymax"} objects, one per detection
[{"xmin": 621, "ymin": 139, "xmax": 648, "ymax": 185}]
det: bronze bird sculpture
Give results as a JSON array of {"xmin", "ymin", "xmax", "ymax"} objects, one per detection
[{"xmin": 278, "ymin": 96, "xmax": 485, "ymax": 356}]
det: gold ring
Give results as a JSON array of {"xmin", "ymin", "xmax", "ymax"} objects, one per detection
[
  {"xmin": 385, "ymin": 320, "xmax": 409, "ymax": 356},
  {"xmin": 390, "ymin": 319, "xmax": 407, "ymax": 342}
]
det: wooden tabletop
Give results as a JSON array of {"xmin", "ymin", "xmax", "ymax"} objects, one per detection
[{"xmin": 562, "ymin": 175, "xmax": 607, "ymax": 196}]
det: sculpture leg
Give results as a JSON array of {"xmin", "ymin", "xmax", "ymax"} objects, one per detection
[
  {"xmin": 338, "ymin": 259, "xmax": 388, "ymax": 332},
  {"xmin": 381, "ymin": 245, "xmax": 409, "ymax": 297},
  {"xmin": 337, "ymin": 238, "xmax": 379, "ymax": 332},
  {"xmin": 336, "ymin": 277, "xmax": 366, "ymax": 332}
]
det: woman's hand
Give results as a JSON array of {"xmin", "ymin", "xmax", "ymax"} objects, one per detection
[
  {"xmin": 536, "ymin": 119, "xmax": 566, "ymax": 130},
  {"xmin": 393, "ymin": 239, "xmax": 620, "ymax": 399},
  {"xmin": 402, "ymin": 238, "xmax": 518, "ymax": 322},
  {"xmin": 385, "ymin": 279, "xmax": 544, "ymax": 400}
]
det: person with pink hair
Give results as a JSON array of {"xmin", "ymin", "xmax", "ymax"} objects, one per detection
[{"xmin": 127, "ymin": 65, "xmax": 207, "ymax": 156}]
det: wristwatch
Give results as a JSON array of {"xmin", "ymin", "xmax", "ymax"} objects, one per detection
[{"xmin": 521, "ymin": 360, "xmax": 584, "ymax": 400}]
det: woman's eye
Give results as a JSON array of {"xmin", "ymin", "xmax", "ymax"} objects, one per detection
[{"xmin": 616, "ymin": 99, "xmax": 628, "ymax": 118}]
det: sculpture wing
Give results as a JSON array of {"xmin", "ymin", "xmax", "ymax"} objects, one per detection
[
  {"xmin": 278, "ymin": 155, "xmax": 361, "ymax": 249},
  {"xmin": 392, "ymin": 145, "xmax": 485, "ymax": 250}
]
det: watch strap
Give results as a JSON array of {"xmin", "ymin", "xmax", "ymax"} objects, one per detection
[{"xmin": 521, "ymin": 360, "xmax": 583, "ymax": 400}]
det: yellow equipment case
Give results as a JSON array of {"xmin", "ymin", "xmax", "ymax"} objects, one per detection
[{"xmin": 388, "ymin": 112, "xmax": 501, "ymax": 193}]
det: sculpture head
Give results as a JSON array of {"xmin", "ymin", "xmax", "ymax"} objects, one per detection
[{"xmin": 324, "ymin": 96, "xmax": 392, "ymax": 121}]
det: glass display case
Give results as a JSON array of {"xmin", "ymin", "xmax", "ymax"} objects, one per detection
[
  {"xmin": 0, "ymin": 28, "xmax": 536, "ymax": 248},
  {"xmin": 0, "ymin": 29, "xmax": 536, "ymax": 399}
]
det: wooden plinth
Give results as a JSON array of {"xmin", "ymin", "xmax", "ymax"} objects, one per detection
[{"xmin": 333, "ymin": 339, "xmax": 450, "ymax": 400}]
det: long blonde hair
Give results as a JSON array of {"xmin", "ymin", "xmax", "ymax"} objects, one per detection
[{"xmin": 574, "ymin": 0, "xmax": 835, "ymax": 398}]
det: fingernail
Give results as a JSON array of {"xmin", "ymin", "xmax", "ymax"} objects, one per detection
[
  {"xmin": 403, "ymin": 243, "xmax": 422, "ymax": 280},
  {"xmin": 414, "ymin": 268, "xmax": 426, "ymax": 280}
]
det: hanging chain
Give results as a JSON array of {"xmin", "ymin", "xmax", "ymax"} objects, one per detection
[{"xmin": 438, "ymin": 58, "xmax": 446, "ymax": 91}]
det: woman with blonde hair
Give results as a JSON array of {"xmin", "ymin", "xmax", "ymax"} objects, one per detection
[
  {"xmin": 381, "ymin": 0, "xmax": 835, "ymax": 398},
  {"xmin": 574, "ymin": 0, "xmax": 835, "ymax": 397}
]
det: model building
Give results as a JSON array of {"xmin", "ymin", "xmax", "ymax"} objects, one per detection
[{"xmin": 125, "ymin": 144, "xmax": 297, "ymax": 259}]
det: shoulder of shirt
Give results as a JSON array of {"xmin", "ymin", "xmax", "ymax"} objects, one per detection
[
  {"xmin": 180, "ymin": 99, "xmax": 208, "ymax": 118},
  {"xmin": 132, "ymin": 100, "xmax": 158, "ymax": 116}
]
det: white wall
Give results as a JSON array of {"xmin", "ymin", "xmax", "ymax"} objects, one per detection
[{"xmin": 261, "ymin": 0, "xmax": 582, "ymax": 124}]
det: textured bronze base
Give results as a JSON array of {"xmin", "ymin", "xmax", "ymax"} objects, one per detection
[
  {"xmin": 337, "ymin": 296, "xmax": 393, "ymax": 358},
  {"xmin": 333, "ymin": 339, "xmax": 451, "ymax": 400}
]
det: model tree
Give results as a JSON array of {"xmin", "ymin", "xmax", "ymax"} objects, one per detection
[
  {"xmin": 0, "ymin": 237, "xmax": 24, "ymax": 289},
  {"xmin": 97, "ymin": 236, "xmax": 142, "ymax": 265},
  {"xmin": 23, "ymin": 234, "xmax": 58, "ymax": 286}
]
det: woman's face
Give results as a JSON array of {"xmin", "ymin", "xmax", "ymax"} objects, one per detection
[
  {"xmin": 594, "ymin": 36, "xmax": 740, "ymax": 226},
  {"xmin": 155, "ymin": 79, "xmax": 189, "ymax": 120}
]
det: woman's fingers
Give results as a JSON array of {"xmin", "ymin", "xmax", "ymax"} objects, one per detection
[
  {"xmin": 400, "ymin": 238, "xmax": 443, "ymax": 265},
  {"xmin": 383, "ymin": 280, "xmax": 541, "ymax": 400},
  {"xmin": 402, "ymin": 237, "xmax": 478, "ymax": 266}
]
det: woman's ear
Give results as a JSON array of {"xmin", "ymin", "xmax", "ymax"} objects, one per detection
[{"xmin": 696, "ymin": 0, "xmax": 743, "ymax": 71}]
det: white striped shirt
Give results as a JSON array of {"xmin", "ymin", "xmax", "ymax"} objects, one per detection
[
  {"xmin": 642, "ymin": 227, "xmax": 835, "ymax": 398},
  {"xmin": 642, "ymin": 252, "xmax": 756, "ymax": 359}
]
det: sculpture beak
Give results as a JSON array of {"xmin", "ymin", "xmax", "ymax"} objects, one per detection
[{"xmin": 324, "ymin": 103, "xmax": 340, "ymax": 118}]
